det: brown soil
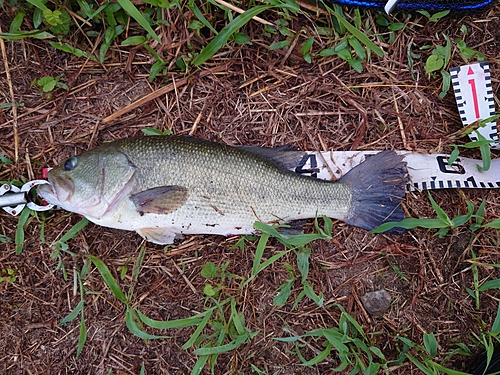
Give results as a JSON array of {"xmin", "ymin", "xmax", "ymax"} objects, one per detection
[{"xmin": 1, "ymin": 2, "xmax": 500, "ymax": 374}]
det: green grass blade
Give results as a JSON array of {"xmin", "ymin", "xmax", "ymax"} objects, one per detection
[
  {"xmin": 475, "ymin": 200, "xmax": 486, "ymax": 227},
  {"xmin": 58, "ymin": 218, "xmax": 89, "ymax": 244},
  {"xmin": 478, "ymin": 279, "xmax": 500, "ymax": 291},
  {"xmin": 244, "ymin": 248, "xmax": 291, "ymax": 287},
  {"xmin": 297, "ymin": 247, "xmax": 310, "ymax": 283},
  {"xmin": 310, "ymin": 328, "xmax": 349, "ymax": 354},
  {"xmin": 9, "ymin": 10, "xmax": 26, "ymax": 32},
  {"xmin": 300, "ymin": 343, "xmax": 331, "ymax": 367},
  {"xmin": 193, "ymin": 332, "xmax": 251, "ymax": 355},
  {"xmin": 428, "ymin": 191, "xmax": 451, "ymax": 224},
  {"xmin": 86, "ymin": 254, "xmax": 128, "ymax": 303},
  {"xmin": 279, "ymin": 233, "xmax": 325, "ymax": 248},
  {"xmin": 254, "ymin": 221, "xmax": 327, "ymax": 248},
  {"xmin": 76, "ymin": 309, "xmax": 87, "ymax": 357},
  {"xmin": 490, "ymin": 300, "xmax": 500, "ymax": 335},
  {"xmin": 0, "ymin": 30, "xmax": 55, "ymax": 40},
  {"xmin": 188, "ymin": 2, "xmax": 218, "ymax": 35},
  {"xmin": 423, "ymin": 332, "xmax": 438, "ymax": 358},
  {"xmin": 372, "ymin": 218, "xmax": 445, "ymax": 233},
  {"xmin": 273, "ymin": 279, "xmax": 294, "ymax": 306},
  {"xmin": 370, "ymin": 346, "xmax": 386, "ymax": 360},
  {"xmin": 476, "ymin": 131, "xmax": 491, "ymax": 172},
  {"xmin": 192, "ymin": 4, "xmax": 275, "ymax": 66},
  {"xmin": 340, "ymin": 310, "xmax": 366, "ymax": 339},
  {"xmin": 0, "ymin": 152, "xmax": 13, "ymax": 165},
  {"xmin": 274, "ymin": 335, "xmax": 303, "ymax": 342},
  {"xmin": 190, "ymin": 353, "xmax": 209, "ymax": 375},
  {"xmin": 485, "ymin": 218, "xmax": 500, "ymax": 229},
  {"xmin": 15, "ymin": 208, "xmax": 32, "ymax": 255},
  {"xmin": 431, "ymin": 362, "xmax": 470, "ymax": 375},
  {"xmin": 137, "ymin": 308, "xmax": 211, "ymax": 329},
  {"xmin": 331, "ymin": 11, "xmax": 383, "ymax": 57},
  {"xmin": 132, "ymin": 246, "xmax": 147, "ymax": 282},
  {"xmin": 303, "ymin": 283, "xmax": 323, "ymax": 307},
  {"xmin": 25, "ymin": 0, "xmax": 49, "ymax": 11},
  {"xmin": 116, "ymin": 0, "xmax": 161, "ymax": 44},
  {"xmin": 254, "ymin": 221, "xmax": 282, "ymax": 239},
  {"xmin": 405, "ymin": 352, "xmax": 434, "ymax": 375},
  {"xmin": 60, "ymin": 299, "xmax": 84, "ymax": 325},
  {"xmin": 252, "ymin": 229, "xmax": 270, "ymax": 276},
  {"xmin": 230, "ymin": 298, "xmax": 245, "ymax": 335},
  {"xmin": 386, "ymin": 257, "xmax": 409, "ymax": 281},
  {"xmin": 125, "ymin": 307, "xmax": 167, "ymax": 339},
  {"xmin": 448, "ymin": 146, "xmax": 460, "ymax": 165},
  {"xmin": 182, "ymin": 308, "xmax": 213, "ymax": 349}
]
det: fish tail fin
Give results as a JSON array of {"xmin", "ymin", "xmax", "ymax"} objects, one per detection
[{"xmin": 339, "ymin": 151, "xmax": 408, "ymax": 232}]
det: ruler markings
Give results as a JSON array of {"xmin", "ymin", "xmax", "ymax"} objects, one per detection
[{"xmin": 291, "ymin": 151, "xmax": 500, "ymax": 192}]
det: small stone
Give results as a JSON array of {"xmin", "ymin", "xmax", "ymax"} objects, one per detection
[{"xmin": 360, "ymin": 289, "xmax": 392, "ymax": 317}]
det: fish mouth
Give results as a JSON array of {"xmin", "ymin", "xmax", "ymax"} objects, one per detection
[{"xmin": 38, "ymin": 174, "xmax": 75, "ymax": 205}]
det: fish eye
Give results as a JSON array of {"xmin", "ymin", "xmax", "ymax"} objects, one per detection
[{"xmin": 64, "ymin": 156, "xmax": 78, "ymax": 171}]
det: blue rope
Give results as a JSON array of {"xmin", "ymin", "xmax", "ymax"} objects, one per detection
[{"xmin": 328, "ymin": 0, "xmax": 496, "ymax": 11}]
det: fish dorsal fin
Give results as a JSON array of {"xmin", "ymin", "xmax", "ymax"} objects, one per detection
[
  {"xmin": 237, "ymin": 145, "xmax": 306, "ymax": 171},
  {"xmin": 130, "ymin": 185, "xmax": 188, "ymax": 215}
]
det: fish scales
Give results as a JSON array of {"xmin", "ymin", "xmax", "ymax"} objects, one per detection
[
  {"xmin": 38, "ymin": 136, "xmax": 408, "ymax": 244},
  {"xmin": 120, "ymin": 136, "xmax": 352, "ymax": 227}
]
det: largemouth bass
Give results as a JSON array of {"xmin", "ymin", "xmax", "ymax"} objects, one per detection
[{"xmin": 38, "ymin": 136, "xmax": 408, "ymax": 244}]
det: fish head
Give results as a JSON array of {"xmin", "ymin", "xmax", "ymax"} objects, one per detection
[{"xmin": 38, "ymin": 146, "xmax": 137, "ymax": 218}]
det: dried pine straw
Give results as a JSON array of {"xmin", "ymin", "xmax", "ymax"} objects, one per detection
[{"xmin": 1, "ymin": 2, "xmax": 500, "ymax": 374}]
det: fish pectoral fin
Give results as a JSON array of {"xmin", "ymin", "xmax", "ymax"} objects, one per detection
[
  {"xmin": 130, "ymin": 185, "xmax": 188, "ymax": 215},
  {"xmin": 137, "ymin": 227, "xmax": 180, "ymax": 244}
]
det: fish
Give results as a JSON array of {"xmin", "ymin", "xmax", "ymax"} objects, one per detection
[{"xmin": 37, "ymin": 135, "xmax": 408, "ymax": 244}]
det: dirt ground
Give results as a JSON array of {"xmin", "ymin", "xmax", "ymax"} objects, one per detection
[{"xmin": 1, "ymin": 1, "xmax": 500, "ymax": 374}]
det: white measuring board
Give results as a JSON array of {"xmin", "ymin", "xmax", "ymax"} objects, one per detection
[
  {"xmin": 450, "ymin": 62, "xmax": 499, "ymax": 149},
  {"xmin": 286, "ymin": 63, "xmax": 500, "ymax": 192},
  {"xmin": 292, "ymin": 151, "xmax": 500, "ymax": 191}
]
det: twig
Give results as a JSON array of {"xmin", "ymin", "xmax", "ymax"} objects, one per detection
[
  {"xmin": 0, "ymin": 24, "xmax": 19, "ymax": 163},
  {"xmin": 103, "ymin": 65, "xmax": 228, "ymax": 124},
  {"xmin": 171, "ymin": 260, "xmax": 198, "ymax": 295},
  {"xmin": 211, "ymin": 0, "xmax": 275, "ymax": 27},
  {"xmin": 393, "ymin": 88, "xmax": 408, "ymax": 149}
]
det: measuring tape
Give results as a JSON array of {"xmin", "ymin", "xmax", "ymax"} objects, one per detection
[
  {"xmin": 293, "ymin": 62, "xmax": 499, "ymax": 191},
  {"xmin": 450, "ymin": 62, "xmax": 499, "ymax": 148},
  {"xmin": 291, "ymin": 151, "xmax": 499, "ymax": 191}
]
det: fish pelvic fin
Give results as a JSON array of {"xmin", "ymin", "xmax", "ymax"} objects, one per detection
[
  {"xmin": 137, "ymin": 227, "xmax": 179, "ymax": 244},
  {"xmin": 339, "ymin": 151, "xmax": 408, "ymax": 233}
]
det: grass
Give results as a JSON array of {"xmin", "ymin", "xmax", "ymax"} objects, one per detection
[
  {"xmin": 276, "ymin": 304, "xmax": 387, "ymax": 373},
  {"xmin": 2, "ymin": 0, "xmax": 500, "ymax": 373},
  {"xmin": 372, "ymin": 191, "xmax": 483, "ymax": 237},
  {"xmin": 1, "ymin": 0, "xmax": 391, "ymax": 79},
  {"xmin": 34, "ymin": 213, "xmax": 497, "ymax": 373}
]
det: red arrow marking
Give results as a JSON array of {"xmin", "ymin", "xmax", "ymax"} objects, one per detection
[{"xmin": 467, "ymin": 66, "xmax": 480, "ymax": 118}]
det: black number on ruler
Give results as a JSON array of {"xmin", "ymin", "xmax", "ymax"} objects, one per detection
[
  {"xmin": 436, "ymin": 156, "xmax": 465, "ymax": 174},
  {"xmin": 295, "ymin": 154, "xmax": 319, "ymax": 177}
]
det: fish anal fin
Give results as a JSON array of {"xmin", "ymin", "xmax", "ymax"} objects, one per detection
[
  {"xmin": 130, "ymin": 185, "xmax": 188, "ymax": 215},
  {"xmin": 277, "ymin": 219, "xmax": 308, "ymax": 237}
]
